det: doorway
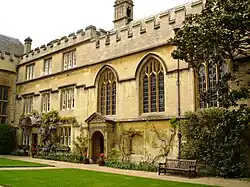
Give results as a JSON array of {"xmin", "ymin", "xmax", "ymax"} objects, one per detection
[
  {"xmin": 32, "ymin": 133, "xmax": 38, "ymax": 147},
  {"xmin": 92, "ymin": 131, "xmax": 104, "ymax": 163}
]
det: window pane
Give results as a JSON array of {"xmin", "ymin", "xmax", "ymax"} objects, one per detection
[
  {"xmin": 198, "ymin": 65, "xmax": 206, "ymax": 108},
  {"xmin": 143, "ymin": 75, "xmax": 149, "ymax": 113},
  {"xmin": 219, "ymin": 62, "xmax": 227, "ymax": 80},
  {"xmin": 64, "ymin": 54, "xmax": 68, "ymax": 70},
  {"xmin": 208, "ymin": 63, "xmax": 217, "ymax": 107},
  {"xmin": 73, "ymin": 51, "xmax": 77, "ymax": 67},
  {"xmin": 0, "ymin": 87, "xmax": 2, "ymax": 100},
  {"xmin": 3, "ymin": 87, "xmax": 8, "ymax": 100},
  {"xmin": 112, "ymin": 82, "xmax": 116, "ymax": 115},
  {"xmin": 99, "ymin": 84, "xmax": 105, "ymax": 114},
  {"xmin": 106, "ymin": 84, "xmax": 111, "ymax": 115},
  {"xmin": 150, "ymin": 74, "xmax": 157, "ymax": 112},
  {"xmin": 2, "ymin": 102, "xmax": 7, "ymax": 115},
  {"xmin": 158, "ymin": 72, "xmax": 165, "ymax": 112},
  {"xmin": 99, "ymin": 69, "xmax": 116, "ymax": 115}
]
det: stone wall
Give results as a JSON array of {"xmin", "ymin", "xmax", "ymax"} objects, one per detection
[{"xmin": 0, "ymin": 52, "xmax": 20, "ymax": 125}]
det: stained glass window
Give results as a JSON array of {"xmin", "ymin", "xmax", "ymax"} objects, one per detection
[
  {"xmin": 198, "ymin": 65, "xmax": 206, "ymax": 108},
  {"xmin": 140, "ymin": 58, "xmax": 165, "ymax": 113},
  {"xmin": 198, "ymin": 62, "xmax": 228, "ymax": 109},
  {"xmin": 208, "ymin": 63, "xmax": 217, "ymax": 107},
  {"xmin": 99, "ymin": 69, "xmax": 116, "ymax": 115}
]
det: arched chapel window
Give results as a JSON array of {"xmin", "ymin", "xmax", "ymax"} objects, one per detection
[
  {"xmin": 198, "ymin": 62, "xmax": 227, "ymax": 108},
  {"xmin": 140, "ymin": 58, "xmax": 165, "ymax": 113},
  {"xmin": 99, "ymin": 69, "xmax": 116, "ymax": 115},
  {"xmin": 198, "ymin": 65, "xmax": 206, "ymax": 108}
]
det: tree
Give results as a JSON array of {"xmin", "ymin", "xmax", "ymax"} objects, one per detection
[
  {"xmin": 171, "ymin": 0, "xmax": 250, "ymax": 108},
  {"xmin": 181, "ymin": 106, "xmax": 250, "ymax": 177}
]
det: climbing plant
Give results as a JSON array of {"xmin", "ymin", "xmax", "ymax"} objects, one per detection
[
  {"xmin": 39, "ymin": 110, "xmax": 78, "ymax": 146},
  {"xmin": 73, "ymin": 126, "xmax": 88, "ymax": 156},
  {"xmin": 115, "ymin": 121, "xmax": 177, "ymax": 164}
]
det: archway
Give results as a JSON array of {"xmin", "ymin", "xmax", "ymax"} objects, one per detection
[{"xmin": 91, "ymin": 131, "xmax": 104, "ymax": 163}]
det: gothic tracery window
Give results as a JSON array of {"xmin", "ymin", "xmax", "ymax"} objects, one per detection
[
  {"xmin": 198, "ymin": 62, "xmax": 227, "ymax": 108},
  {"xmin": 198, "ymin": 65, "xmax": 206, "ymax": 108},
  {"xmin": 140, "ymin": 58, "xmax": 165, "ymax": 113},
  {"xmin": 99, "ymin": 69, "xmax": 116, "ymax": 115}
]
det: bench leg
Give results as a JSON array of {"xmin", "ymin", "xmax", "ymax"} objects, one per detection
[{"xmin": 188, "ymin": 171, "xmax": 191, "ymax": 179}]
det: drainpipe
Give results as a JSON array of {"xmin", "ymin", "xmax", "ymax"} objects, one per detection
[{"xmin": 174, "ymin": 27, "xmax": 182, "ymax": 159}]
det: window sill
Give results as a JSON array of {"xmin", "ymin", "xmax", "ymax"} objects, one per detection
[
  {"xmin": 139, "ymin": 112, "xmax": 166, "ymax": 117},
  {"xmin": 60, "ymin": 109, "xmax": 75, "ymax": 112}
]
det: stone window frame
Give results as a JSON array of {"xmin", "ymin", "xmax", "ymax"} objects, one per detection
[
  {"xmin": 98, "ymin": 68, "xmax": 117, "ymax": 115},
  {"xmin": 23, "ymin": 95, "xmax": 33, "ymax": 114},
  {"xmin": 139, "ymin": 58, "xmax": 165, "ymax": 114},
  {"xmin": 60, "ymin": 87, "xmax": 75, "ymax": 111},
  {"xmin": 197, "ymin": 62, "xmax": 228, "ymax": 109},
  {"xmin": 43, "ymin": 58, "xmax": 52, "ymax": 76},
  {"xmin": 58, "ymin": 127, "xmax": 71, "ymax": 146},
  {"xmin": 0, "ymin": 85, "xmax": 8, "ymax": 124},
  {"xmin": 41, "ymin": 92, "xmax": 51, "ymax": 113},
  {"xmin": 26, "ymin": 63, "xmax": 35, "ymax": 80},
  {"xmin": 63, "ymin": 50, "xmax": 77, "ymax": 71}
]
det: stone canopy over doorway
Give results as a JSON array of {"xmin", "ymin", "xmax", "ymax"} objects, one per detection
[{"xmin": 85, "ymin": 112, "xmax": 116, "ymax": 163}]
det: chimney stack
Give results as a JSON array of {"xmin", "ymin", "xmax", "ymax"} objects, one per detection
[{"xmin": 24, "ymin": 37, "xmax": 32, "ymax": 54}]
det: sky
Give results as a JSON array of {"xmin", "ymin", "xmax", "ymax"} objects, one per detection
[{"xmin": 1, "ymin": 0, "xmax": 190, "ymax": 48}]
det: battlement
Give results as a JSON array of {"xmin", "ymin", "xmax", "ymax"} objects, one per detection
[
  {"xmin": 0, "ymin": 51, "xmax": 20, "ymax": 73},
  {"xmin": 0, "ymin": 51, "xmax": 21, "ymax": 64},
  {"xmin": 20, "ymin": 0, "xmax": 204, "ymax": 64}
]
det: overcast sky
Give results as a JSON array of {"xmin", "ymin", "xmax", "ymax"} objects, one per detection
[{"xmin": 1, "ymin": 0, "xmax": 190, "ymax": 48}]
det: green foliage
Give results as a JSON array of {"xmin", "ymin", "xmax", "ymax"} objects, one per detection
[
  {"xmin": 171, "ymin": 0, "xmax": 250, "ymax": 108},
  {"xmin": 107, "ymin": 148, "xmax": 121, "ymax": 162},
  {"xmin": 0, "ymin": 124, "xmax": 16, "ymax": 154},
  {"xmin": 170, "ymin": 118, "xmax": 178, "ymax": 129},
  {"xmin": 35, "ymin": 152, "xmax": 82, "ymax": 163},
  {"xmin": 39, "ymin": 110, "xmax": 78, "ymax": 146},
  {"xmin": 181, "ymin": 106, "xmax": 250, "ymax": 177},
  {"xmin": 105, "ymin": 161, "xmax": 158, "ymax": 172},
  {"xmin": 73, "ymin": 128, "xmax": 88, "ymax": 156}
]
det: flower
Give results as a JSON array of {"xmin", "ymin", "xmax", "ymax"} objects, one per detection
[
  {"xmin": 100, "ymin": 153, "xmax": 104, "ymax": 157},
  {"xmin": 83, "ymin": 153, "xmax": 88, "ymax": 157}
]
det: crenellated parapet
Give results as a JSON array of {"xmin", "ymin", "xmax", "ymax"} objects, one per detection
[
  {"xmin": 0, "ymin": 51, "xmax": 21, "ymax": 64},
  {"xmin": 0, "ymin": 51, "xmax": 21, "ymax": 73},
  {"xmin": 20, "ymin": 0, "xmax": 204, "ymax": 64}
]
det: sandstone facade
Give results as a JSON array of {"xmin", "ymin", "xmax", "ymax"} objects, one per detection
[{"xmin": 1, "ymin": 0, "xmax": 249, "ymax": 162}]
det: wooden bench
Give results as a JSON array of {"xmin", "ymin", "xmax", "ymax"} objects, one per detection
[{"xmin": 158, "ymin": 159, "xmax": 197, "ymax": 178}]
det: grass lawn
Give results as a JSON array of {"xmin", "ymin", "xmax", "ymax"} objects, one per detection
[
  {"xmin": 0, "ymin": 169, "xmax": 216, "ymax": 187},
  {"xmin": 0, "ymin": 157, "xmax": 49, "ymax": 167}
]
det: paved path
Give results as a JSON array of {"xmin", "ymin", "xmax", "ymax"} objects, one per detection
[{"xmin": 1, "ymin": 155, "xmax": 250, "ymax": 187}]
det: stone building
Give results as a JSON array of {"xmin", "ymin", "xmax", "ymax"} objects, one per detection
[
  {"xmin": 0, "ymin": 34, "xmax": 23, "ymax": 125},
  {"xmin": 1, "ymin": 0, "xmax": 249, "ymax": 162}
]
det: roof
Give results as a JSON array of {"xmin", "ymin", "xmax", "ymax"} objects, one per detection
[
  {"xmin": 0, "ymin": 34, "xmax": 24, "ymax": 56},
  {"xmin": 85, "ymin": 112, "xmax": 116, "ymax": 124}
]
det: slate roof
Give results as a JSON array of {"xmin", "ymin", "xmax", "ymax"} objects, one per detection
[{"xmin": 0, "ymin": 34, "xmax": 24, "ymax": 56}]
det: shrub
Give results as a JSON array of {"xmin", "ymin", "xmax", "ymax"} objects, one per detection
[
  {"xmin": 35, "ymin": 152, "xmax": 82, "ymax": 163},
  {"xmin": 0, "ymin": 124, "xmax": 16, "ymax": 154},
  {"xmin": 181, "ymin": 105, "xmax": 250, "ymax": 178},
  {"xmin": 105, "ymin": 161, "xmax": 157, "ymax": 172}
]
